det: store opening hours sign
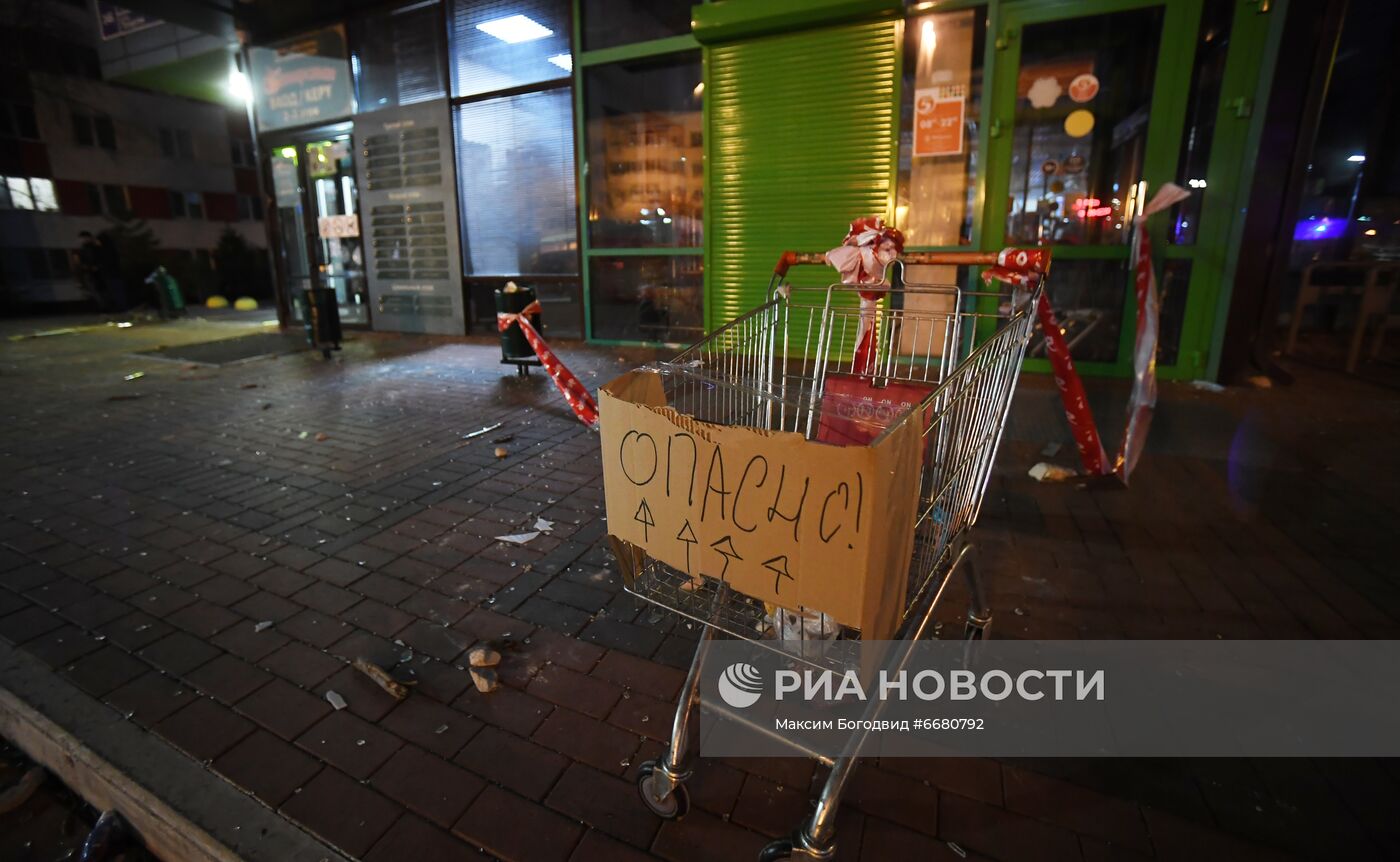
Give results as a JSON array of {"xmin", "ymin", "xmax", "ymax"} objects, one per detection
[
  {"xmin": 913, "ymin": 87, "xmax": 965, "ymax": 158},
  {"xmin": 599, "ymin": 370, "xmax": 923, "ymax": 640}
]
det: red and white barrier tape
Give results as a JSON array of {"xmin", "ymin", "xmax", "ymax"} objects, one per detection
[
  {"xmin": 497, "ymin": 299, "xmax": 600, "ymax": 428},
  {"xmin": 825, "ymin": 216, "xmax": 905, "ymax": 376}
]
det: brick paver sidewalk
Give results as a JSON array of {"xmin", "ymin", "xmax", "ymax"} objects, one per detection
[{"xmin": 1, "ymin": 317, "xmax": 1396, "ymax": 861}]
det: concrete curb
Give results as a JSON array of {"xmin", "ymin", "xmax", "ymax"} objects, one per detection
[{"xmin": 0, "ymin": 641, "xmax": 351, "ymax": 862}]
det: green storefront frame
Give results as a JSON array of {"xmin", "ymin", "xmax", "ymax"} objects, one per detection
[{"xmin": 570, "ymin": 0, "xmax": 1286, "ymax": 378}]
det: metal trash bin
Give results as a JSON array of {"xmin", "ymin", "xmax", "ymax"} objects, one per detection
[
  {"xmin": 145, "ymin": 266, "xmax": 185, "ymax": 319},
  {"xmin": 495, "ymin": 283, "xmax": 542, "ymax": 376},
  {"xmin": 297, "ymin": 286, "xmax": 342, "ymax": 358}
]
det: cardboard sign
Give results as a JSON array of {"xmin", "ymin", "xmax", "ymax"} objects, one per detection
[
  {"xmin": 317, "ymin": 214, "xmax": 360, "ymax": 238},
  {"xmin": 913, "ymin": 88, "xmax": 965, "ymax": 157},
  {"xmin": 600, "ymin": 370, "xmax": 923, "ymax": 640}
]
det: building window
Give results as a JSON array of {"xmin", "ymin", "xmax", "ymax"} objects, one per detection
[
  {"xmin": 352, "ymin": 0, "xmax": 448, "ymax": 111},
  {"xmin": 580, "ymin": 0, "xmax": 693, "ymax": 52},
  {"xmin": 102, "ymin": 184, "xmax": 128, "ymax": 217},
  {"xmin": 895, "ymin": 8, "xmax": 985, "ymax": 247},
  {"xmin": 454, "ymin": 88, "xmax": 577, "ymax": 275},
  {"xmin": 584, "ymin": 53, "xmax": 703, "ymax": 250},
  {"xmin": 589, "ymin": 255, "xmax": 702, "ymax": 343},
  {"xmin": 448, "ymin": 0, "xmax": 571, "ymax": 98},
  {"xmin": 73, "ymin": 111, "xmax": 116, "ymax": 150},
  {"xmin": 230, "ymin": 139, "xmax": 254, "ymax": 167},
  {"xmin": 237, "ymin": 193, "xmax": 263, "ymax": 221},
  {"xmin": 170, "ymin": 191, "xmax": 205, "ymax": 219},
  {"xmin": 160, "ymin": 128, "xmax": 193, "ymax": 159},
  {"xmin": 1, "ymin": 177, "xmax": 59, "ymax": 212},
  {"xmin": 0, "ymin": 102, "xmax": 39, "ymax": 140}
]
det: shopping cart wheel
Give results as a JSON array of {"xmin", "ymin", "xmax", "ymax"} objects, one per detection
[
  {"xmin": 758, "ymin": 838, "xmax": 794, "ymax": 861},
  {"xmin": 964, "ymin": 611, "xmax": 992, "ymax": 641},
  {"xmin": 636, "ymin": 760, "xmax": 690, "ymax": 820}
]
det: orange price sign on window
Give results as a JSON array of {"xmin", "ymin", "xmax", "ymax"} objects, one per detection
[{"xmin": 913, "ymin": 87, "xmax": 965, "ymax": 157}]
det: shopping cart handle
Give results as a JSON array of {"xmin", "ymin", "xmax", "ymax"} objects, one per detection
[
  {"xmin": 774, "ymin": 251, "xmax": 828, "ymax": 277},
  {"xmin": 774, "ymin": 249, "xmax": 1021, "ymax": 279}
]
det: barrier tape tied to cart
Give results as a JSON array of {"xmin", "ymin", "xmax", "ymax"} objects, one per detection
[
  {"xmin": 825, "ymin": 216, "xmax": 905, "ymax": 376},
  {"xmin": 497, "ymin": 300, "xmax": 600, "ymax": 428},
  {"xmin": 981, "ymin": 184, "xmax": 1190, "ymax": 483}
]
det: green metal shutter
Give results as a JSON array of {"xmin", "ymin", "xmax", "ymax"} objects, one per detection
[{"xmin": 706, "ymin": 19, "xmax": 899, "ymax": 331}]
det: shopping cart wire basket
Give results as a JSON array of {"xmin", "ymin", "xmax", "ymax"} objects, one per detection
[{"xmin": 613, "ymin": 248, "xmax": 1048, "ymax": 861}]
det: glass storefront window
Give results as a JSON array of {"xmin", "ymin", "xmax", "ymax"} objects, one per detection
[
  {"xmin": 1026, "ymin": 259, "xmax": 1130, "ymax": 363},
  {"xmin": 584, "ymin": 52, "xmax": 703, "ymax": 248},
  {"xmin": 580, "ymin": 0, "xmax": 693, "ymax": 52},
  {"xmin": 454, "ymin": 88, "xmax": 578, "ymax": 275},
  {"xmin": 896, "ymin": 8, "xmax": 985, "ymax": 247},
  {"xmin": 351, "ymin": 1, "xmax": 447, "ymax": 111},
  {"xmin": 1171, "ymin": 0, "xmax": 1234, "ymax": 245},
  {"xmin": 589, "ymin": 255, "xmax": 703, "ymax": 342},
  {"xmin": 448, "ymin": 0, "xmax": 571, "ymax": 98},
  {"xmin": 1007, "ymin": 8, "xmax": 1164, "ymax": 246}
]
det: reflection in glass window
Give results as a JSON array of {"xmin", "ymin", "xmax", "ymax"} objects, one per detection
[
  {"xmin": 589, "ymin": 255, "xmax": 703, "ymax": 342},
  {"xmin": 352, "ymin": 0, "xmax": 447, "ymax": 111},
  {"xmin": 1007, "ymin": 8, "xmax": 1163, "ymax": 246},
  {"xmin": 454, "ymin": 89, "xmax": 578, "ymax": 275},
  {"xmin": 1025, "ymin": 259, "xmax": 1129, "ymax": 363},
  {"xmin": 581, "ymin": 0, "xmax": 693, "ymax": 51},
  {"xmin": 1171, "ymin": 1, "xmax": 1233, "ymax": 245},
  {"xmin": 584, "ymin": 53, "xmax": 703, "ymax": 248},
  {"xmin": 448, "ymin": 0, "xmax": 571, "ymax": 98},
  {"xmin": 897, "ymin": 8, "xmax": 984, "ymax": 247}
]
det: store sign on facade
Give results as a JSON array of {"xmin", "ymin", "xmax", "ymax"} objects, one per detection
[{"xmin": 249, "ymin": 27, "xmax": 354, "ymax": 132}]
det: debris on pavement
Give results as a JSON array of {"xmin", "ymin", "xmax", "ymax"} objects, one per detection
[
  {"xmin": 490, "ymin": 434, "xmax": 514, "ymax": 444},
  {"xmin": 494, "ymin": 446, "xmax": 509, "ymax": 459},
  {"xmin": 314, "ymin": 432, "xmax": 329, "ymax": 442},
  {"xmin": 1190, "ymin": 379, "xmax": 1225, "ymax": 393},
  {"xmin": 469, "ymin": 666, "xmax": 499, "ymax": 693},
  {"xmin": 0, "ymin": 766, "xmax": 44, "ymax": 814},
  {"xmin": 468, "ymin": 646, "xmax": 501, "ymax": 668},
  {"xmin": 494, "ymin": 531, "xmax": 540, "ymax": 544},
  {"xmin": 353, "ymin": 657, "xmax": 408, "ymax": 701},
  {"xmin": 122, "ymin": 371, "xmax": 144, "ymax": 381},
  {"xmin": 533, "ymin": 517, "xmax": 555, "ymax": 533},
  {"xmin": 1246, "ymin": 374, "xmax": 1273, "ymax": 389},
  {"xmin": 240, "ymin": 382, "xmax": 259, "ymax": 389},
  {"xmin": 1029, "ymin": 462, "xmax": 1078, "ymax": 482},
  {"xmin": 325, "ymin": 690, "xmax": 348, "ymax": 710},
  {"xmin": 947, "ymin": 841, "xmax": 967, "ymax": 858},
  {"xmin": 461, "ymin": 422, "xmax": 503, "ymax": 440},
  {"xmin": 252, "ymin": 620, "xmax": 274, "ymax": 632}
]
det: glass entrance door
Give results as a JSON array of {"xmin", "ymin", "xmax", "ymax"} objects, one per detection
[
  {"xmin": 984, "ymin": 0, "xmax": 1206, "ymax": 376},
  {"xmin": 304, "ymin": 137, "xmax": 368, "ymax": 324}
]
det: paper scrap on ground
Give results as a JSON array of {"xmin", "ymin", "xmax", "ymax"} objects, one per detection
[
  {"xmin": 1190, "ymin": 380, "xmax": 1225, "ymax": 393},
  {"xmin": 533, "ymin": 517, "xmax": 554, "ymax": 533},
  {"xmin": 325, "ymin": 691, "xmax": 347, "ymax": 710},
  {"xmin": 1029, "ymin": 462, "xmax": 1078, "ymax": 483},
  {"xmin": 495, "ymin": 531, "xmax": 540, "ymax": 544}
]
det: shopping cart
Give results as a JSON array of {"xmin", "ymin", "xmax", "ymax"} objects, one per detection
[{"xmin": 616, "ymin": 249, "xmax": 1048, "ymax": 861}]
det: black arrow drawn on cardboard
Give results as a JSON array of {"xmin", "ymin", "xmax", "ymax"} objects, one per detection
[
  {"xmin": 763, "ymin": 554, "xmax": 794, "ymax": 595},
  {"xmin": 710, "ymin": 535, "xmax": 741, "ymax": 579},
  {"xmin": 634, "ymin": 498, "xmax": 655, "ymax": 542},
  {"xmin": 676, "ymin": 519, "xmax": 698, "ymax": 574}
]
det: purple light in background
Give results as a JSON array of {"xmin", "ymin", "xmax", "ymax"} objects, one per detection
[{"xmin": 1293, "ymin": 217, "xmax": 1346, "ymax": 241}]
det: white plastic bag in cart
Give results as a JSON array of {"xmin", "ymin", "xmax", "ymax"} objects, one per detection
[{"xmin": 767, "ymin": 606, "xmax": 843, "ymax": 641}]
